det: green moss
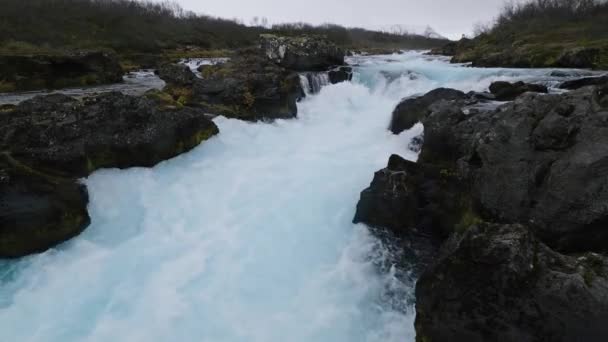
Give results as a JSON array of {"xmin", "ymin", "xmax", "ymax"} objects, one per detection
[
  {"xmin": 455, "ymin": 207, "xmax": 483, "ymax": 233},
  {"xmin": 145, "ymin": 89, "xmax": 177, "ymax": 108},
  {"xmin": 0, "ymin": 80, "xmax": 16, "ymax": 92}
]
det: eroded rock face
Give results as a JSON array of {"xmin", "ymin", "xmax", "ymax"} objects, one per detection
[
  {"xmin": 489, "ymin": 81, "xmax": 548, "ymax": 101},
  {"xmin": 389, "ymin": 88, "xmax": 466, "ymax": 134},
  {"xmin": 0, "ymin": 92, "xmax": 219, "ymax": 257},
  {"xmin": 415, "ymin": 223, "xmax": 608, "ymax": 342},
  {"xmin": 0, "ymin": 52, "xmax": 123, "ymax": 92},
  {"xmin": 259, "ymin": 34, "xmax": 345, "ymax": 71}
]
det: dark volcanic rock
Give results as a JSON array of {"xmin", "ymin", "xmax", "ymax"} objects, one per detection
[
  {"xmin": 3, "ymin": 92, "xmax": 219, "ymax": 178},
  {"xmin": 390, "ymin": 88, "xmax": 466, "ymax": 134},
  {"xmin": 0, "ymin": 153, "xmax": 90, "ymax": 258},
  {"xmin": 259, "ymin": 34, "xmax": 345, "ymax": 71},
  {"xmin": 559, "ymin": 74, "xmax": 608, "ymax": 90},
  {"xmin": 0, "ymin": 51, "xmax": 123, "ymax": 92},
  {"xmin": 416, "ymin": 223, "xmax": 608, "ymax": 342},
  {"xmin": 489, "ymin": 81, "xmax": 548, "ymax": 101},
  {"xmin": 328, "ymin": 66, "xmax": 353, "ymax": 84}
]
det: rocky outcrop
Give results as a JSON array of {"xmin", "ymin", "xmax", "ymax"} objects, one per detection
[
  {"xmin": 356, "ymin": 83, "xmax": 608, "ymax": 340},
  {"xmin": 0, "ymin": 51, "xmax": 123, "ymax": 92},
  {"xmin": 259, "ymin": 34, "xmax": 345, "ymax": 71},
  {"xmin": 559, "ymin": 74, "xmax": 608, "ymax": 90},
  {"xmin": 0, "ymin": 92, "xmax": 219, "ymax": 257},
  {"xmin": 389, "ymin": 88, "xmax": 466, "ymax": 134},
  {"xmin": 160, "ymin": 48, "xmax": 303, "ymax": 121},
  {"xmin": 415, "ymin": 223, "xmax": 608, "ymax": 342},
  {"xmin": 489, "ymin": 81, "xmax": 548, "ymax": 101}
]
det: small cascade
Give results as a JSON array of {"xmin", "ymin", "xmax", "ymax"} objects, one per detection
[
  {"xmin": 300, "ymin": 72, "xmax": 331, "ymax": 95},
  {"xmin": 299, "ymin": 74, "xmax": 312, "ymax": 96}
]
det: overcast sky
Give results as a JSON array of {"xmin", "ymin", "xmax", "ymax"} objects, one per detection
[{"xmin": 152, "ymin": 0, "xmax": 516, "ymax": 39}]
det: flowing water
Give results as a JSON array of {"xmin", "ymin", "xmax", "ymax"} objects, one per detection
[{"xmin": 0, "ymin": 51, "xmax": 597, "ymax": 342}]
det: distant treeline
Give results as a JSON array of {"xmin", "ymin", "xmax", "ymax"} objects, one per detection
[
  {"xmin": 478, "ymin": 0, "xmax": 608, "ymax": 37},
  {"xmin": 0, "ymin": 0, "xmax": 447, "ymax": 54}
]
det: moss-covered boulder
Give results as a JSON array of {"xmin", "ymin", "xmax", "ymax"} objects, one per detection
[
  {"xmin": 0, "ymin": 153, "xmax": 90, "ymax": 258},
  {"xmin": 0, "ymin": 51, "xmax": 124, "ymax": 92}
]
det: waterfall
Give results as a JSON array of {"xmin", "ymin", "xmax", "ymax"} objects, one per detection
[{"xmin": 300, "ymin": 72, "xmax": 331, "ymax": 95}]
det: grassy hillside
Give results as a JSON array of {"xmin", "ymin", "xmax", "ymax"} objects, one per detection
[
  {"xmin": 0, "ymin": 0, "xmax": 447, "ymax": 58},
  {"xmin": 450, "ymin": 0, "xmax": 608, "ymax": 69}
]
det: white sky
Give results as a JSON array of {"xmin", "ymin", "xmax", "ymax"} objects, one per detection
[{"xmin": 149, "ymin": 0, "xmax": 517, "ymax": 39}]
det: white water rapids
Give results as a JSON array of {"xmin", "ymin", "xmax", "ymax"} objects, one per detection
[{"xmin": 0, "ymin": 52, "xmax": 589, "ymax": 342}]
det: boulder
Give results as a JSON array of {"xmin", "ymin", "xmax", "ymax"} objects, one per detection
[
  {"xmin": 328, "ymin": 66, "xmax": 353, "ymax": 84},
  {"xmin": 559, "ymin": 74, "xmax": 608, "ymax": 90},
  {"xmin": 157, "ymin": 63, "xmax": 195, "ymax": 86},
  {"xmin": 259, "ymin": 34, "xmax": 345, "ymax": 71},
  {"xmin": 489, "ymin": 81, "xmax": 548, "ymax": 101},
  {"xmin": 556, "ymin": 47, "xmax": 601, "ymax": 69},
  {"xmin": 416, "ymin": 223, "xmax": 608, "ymax": 342},
  {"xmin": 0, "ymin": 153, "xmax": 90, "ymax": 258},
  {"xmin": 3, "ymin": 92, "xmax": 219, "ymax": 178},
  {"xmin": 0, "ymin": 51, "xmax": 123, "ymax": 91},
  {"xmin": 389, "ymin": 88, "xmax": 466, "ymax": 134}
]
